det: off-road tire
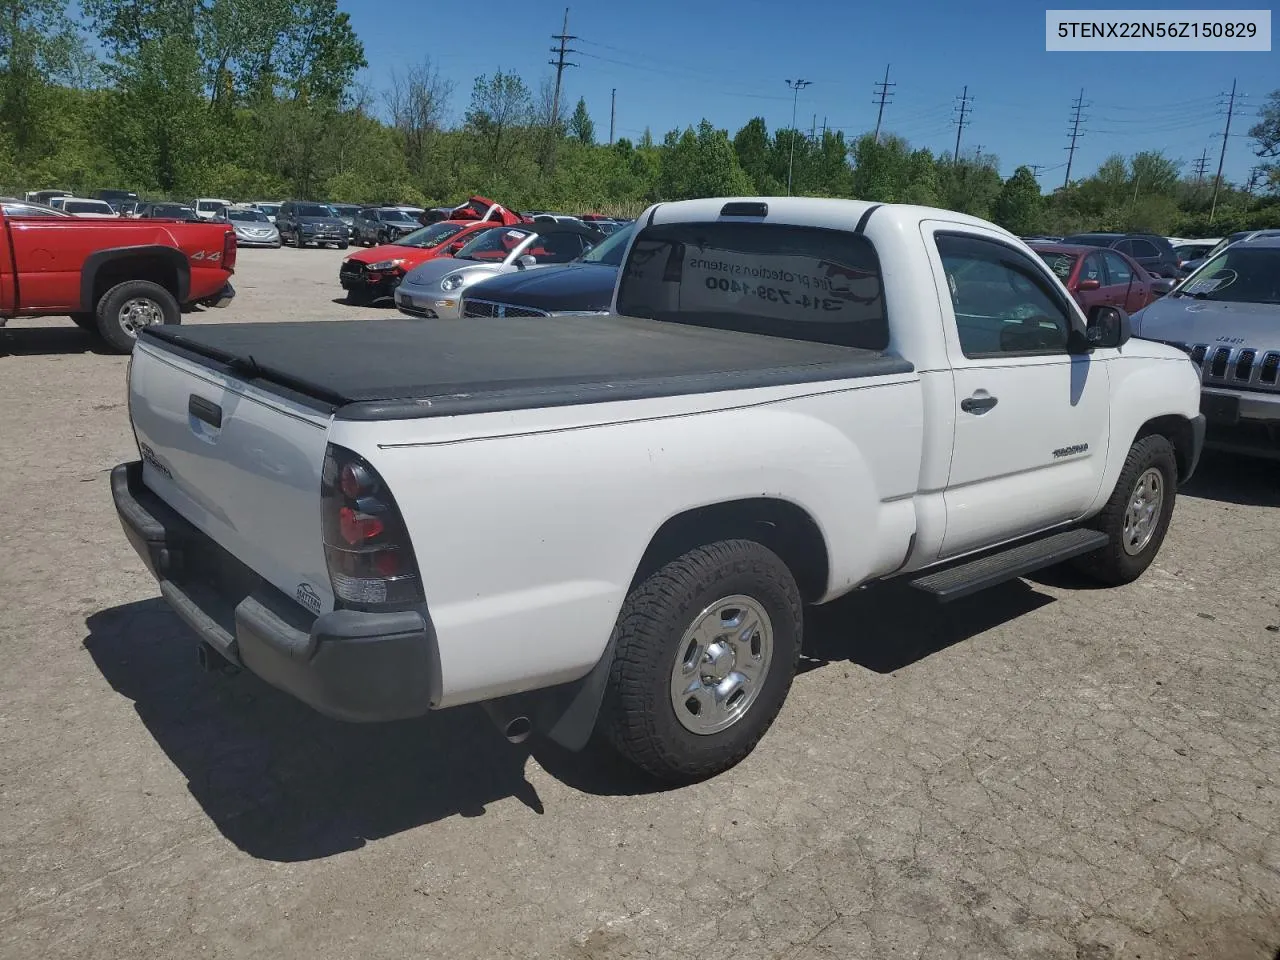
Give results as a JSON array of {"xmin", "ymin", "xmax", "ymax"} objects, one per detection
[
  {"xmin": 599, "ymin": 539, "xmax": 802, "ymax": 783},
  {"xmin": 95, "ymin": 280, "xmax": 180, "ymax": 354},
  {"xmin": 337, "ymin": 240, "xmax": 349, "ymax": 250},
  {"xmin": 1073, "ymin": 434, "xmax": 1178, "ymax": 586}
]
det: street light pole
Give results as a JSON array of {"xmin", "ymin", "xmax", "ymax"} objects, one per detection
[{"xmin": 785, "ymin": 78, "xmax": 812, "ymax": 195}]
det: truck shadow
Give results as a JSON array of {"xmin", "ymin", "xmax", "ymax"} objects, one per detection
[
  {"xmin": 1180, "ymin": 450, "xmax": 1280, "ymax": 508},
  {"xmin": 85, "ymin": 581, "xmax": 1054, "ymax": 858},
  {"xmin": 0, "ymin": 325, "xmax": 115, "ymax": 356},
  {"xmin": 799, "ymin": 578, "xmax": 1054, "ymax": 674},
  {"xmin": 84, "ymin": 598, "xmax": 551, "ymax": 863}
]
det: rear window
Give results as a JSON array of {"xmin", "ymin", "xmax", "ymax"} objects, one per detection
[
  {"xmin": 197, "ymin": 200, "xmax": 226, "ymax": 212},
  {"xmin": 63, "ymin": 200, "xmax": 114, "ymax": 214},
  {"xmin": 615, "ymin": 222, "xmax": 889, "ymax": 350}
]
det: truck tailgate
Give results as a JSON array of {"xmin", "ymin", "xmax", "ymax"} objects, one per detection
[{"xmin": 128, "ymin": 339, "xmax": 336, "ymax": 615}]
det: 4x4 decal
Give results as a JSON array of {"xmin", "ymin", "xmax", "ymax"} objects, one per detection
[{"xmin": 189, "ymin": 250, "xmax": 222, "ymax": 262}]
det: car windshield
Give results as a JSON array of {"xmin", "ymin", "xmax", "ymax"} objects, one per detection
[
  {"xmin": 64, "ymin": 200, "xmax": 114, "ymax": 214},
  {"xmin": 1035, "ymin": 251, "xmax": 1079, "ymax": 281},
  {"xmin": 149, "ymin": 205, "xmax": 195, "ymax": 218},
  {"xmin": 330, "ymin": 205, "xmax": 358, "ymax": 217},
  {"xmin": 456, "ymin": 227, "xmax": 532, "ymax": 261},
  {"xmin": 257, "ymin": 203, "xmax": 280, "ymax": 215},
  {"xmin": 295, "ymin": 204, "xmax": 334, "ymax": 218},
  {"xmin": 390, "ymin": 221, "xmax": 469, "ymax": 249},
  {"xmin": 1176, "ymin": 247, "xmax": 1280, "ymax": 304},
  {"xmin": 379, "ymin": 209, "xmax": 417, "ymax": 223},
  {"xmin": 579, "ymin": 224, "xmax": 634, "ymax": 265},
  {"xmin": 228, "ymin": 209, "xmax": 270, "ymax": 222},
  {"xmin": 197, "ymin": 200, "xmax": 226, "ymax": 212}
]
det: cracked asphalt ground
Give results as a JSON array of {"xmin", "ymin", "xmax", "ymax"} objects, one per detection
[{"xmin": 2, "ymin": 247, "xmax": 1278, "ymax": 960}]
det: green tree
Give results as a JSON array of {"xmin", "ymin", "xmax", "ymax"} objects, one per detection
[
  {"xmin": 732, "ymin": 117, "xmax": 775, "ymax": 193},
  {"xmin": 658, "ymin": 120, "xmax": 753, "ymax": 200},
  {"xmin": 568, "ymin": 97, "xmax": 594, "ymax": 144},
  {"xmin": 465, "ymin": 70, "xmax": 532, "ymax": 163},
  {"xmin": 0, "ymin": 0, "xmax": 91, "ymax": 167},
  {"xmin": 993, "ymin": 166, "xmax": 1043, "ymax": 235}
]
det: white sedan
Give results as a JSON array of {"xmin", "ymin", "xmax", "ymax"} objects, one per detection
[{"xmin": 394, "ymin": 221, "xmax": 602, "ymax": 318}]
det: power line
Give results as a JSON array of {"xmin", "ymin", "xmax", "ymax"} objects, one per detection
[
  {"xmin": 548, "ymin": 7, "xmax": 578, "ymax": 130},
  {"xmin": 1210, "ymin": 78, "xmax": 1241, "ymax": 223},
  {"xmin": 951, "ymin": 85, "xmax": 972, "ymax": 162},
  {"xmin": 872, "ymin": 64, "xmax": 895, "ymax": 143},
  {"xmin": 1063, "ymin": 88, "xmax": 1087, "ymax": 189}
]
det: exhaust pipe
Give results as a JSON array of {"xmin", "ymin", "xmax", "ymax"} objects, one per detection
[{"xmin": 503, "ymin": 716, "xmax": 533, "ymax": 745}]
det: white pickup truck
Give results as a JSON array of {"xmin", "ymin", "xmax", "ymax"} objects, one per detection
[{"xmin": 112, "ymin": 197, "xmax": 1205, "ymax": 782}]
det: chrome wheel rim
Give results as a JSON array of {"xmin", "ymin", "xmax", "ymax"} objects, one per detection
[
  {"xmin": 118, "ymin": 297, "xmax": 162, "ymax": 337},
  {"xmin": 669, "ymin": 595, "xmax": 773, "ymax": 735},
  {"xmin": 1122, "ymin": 467, "xmax": 1164, "ymax": 555}
]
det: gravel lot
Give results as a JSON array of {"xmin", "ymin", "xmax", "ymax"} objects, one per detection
[{"xmin": 1, "ymin": 246, "xmax": 1278, "ymax": 960}]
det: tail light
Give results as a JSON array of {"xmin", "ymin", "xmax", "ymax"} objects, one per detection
[
  {"xmin": 223, "ymin": 229, "xmax": 237, "ymax": 272},
  {"xmin": 320, "ymin": 444, "xmax": 424, "ymax": 610}
]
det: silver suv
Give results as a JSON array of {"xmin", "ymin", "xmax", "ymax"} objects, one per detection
[{"xmin": 1133, "ymin": 235, "xmax": 1280, "ymax": 459}]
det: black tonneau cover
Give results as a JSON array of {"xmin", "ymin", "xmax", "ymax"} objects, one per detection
[{"xmin": 141, "ymin": 316, "xmax": 913, "ymax": 421}]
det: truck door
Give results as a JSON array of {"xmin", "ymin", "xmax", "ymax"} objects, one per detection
[{"xmin": 921, "ymin": 223, "xmax": 1113, "ymax": 558}]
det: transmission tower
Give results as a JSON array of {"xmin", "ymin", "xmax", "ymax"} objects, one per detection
[
  {"xmin": 1192, "ymin": 148, "xmax": 1210, "ymax": 185},
  {"xmin": 872, "ymin": 64, "xmax": 895, "ymax": 143},
  {"xmin": 548, "ymin": 8, "xmax": 578, "ymax": 130},
  {"xmin": 1210, "ymin": 78, "xmax": 1242, "ymax": 223},
  {"xmin": 952, "ymin": 85, "xmax": 973, "ymax": 162},
  {"xmin": 1063, "ymin": 88, "xmax": 1087, "ymax": 189}
]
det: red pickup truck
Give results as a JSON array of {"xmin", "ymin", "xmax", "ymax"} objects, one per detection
[{"xmin": 0, "ymin": 205, "xmax": 237, "ymax": 353}]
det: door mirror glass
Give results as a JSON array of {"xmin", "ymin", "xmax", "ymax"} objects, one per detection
[
  {"xmin": 1086, "ymin": 305, "xmax": 1131, "ymax": 348},
  {"xmin": 517, "ymin": 254, "xmax": 537, "ymax": 268},
  {"xmin": 1078, "ymin": 278, "xmax": 1100, "ymax": 292}
]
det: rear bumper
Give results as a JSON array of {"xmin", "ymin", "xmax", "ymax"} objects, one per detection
[{"xmin": 111, "ymin": 460, "xmax": 437, "ymax": 722}]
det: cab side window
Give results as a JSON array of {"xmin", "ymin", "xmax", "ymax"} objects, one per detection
[
  {"xmin": 936, "ymin": 233, "xmax": 1074, "ymax": 358},
  {"xmin": 1080, "ymin": 254, "xmax": 1105, "ymax": 284}
]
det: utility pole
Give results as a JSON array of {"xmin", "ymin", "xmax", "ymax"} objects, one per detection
[
  {"xmin": 1064, "ymin": 88, "xmax": 1086, "ymax": 189},
  {"xmin": 1209, "ymin": 78, "xmax": 1238, "ymax": 223},
  {"xmin": 547, "ymin": 8, "xmax": 577, "ymax": 132},
  {"xmin": 973, "ymin": 144, "xmax": 984, "ymax": 165},
  {"xmin": 1192, "ymin": 148, "xmax": 1209, "ymax": 185},
  {"xmin": 810, "ymin": 114, "xmax": 817, "ymax": 140},
  {"xmin": 609, "ymin": 87, "xmax": 616, "ymax": 145},
  {"xmin": 784, "ymin": 78, "xmax": 812, "ymax": 195},
  {"xmin": 952, "ymin": 85, "xmax": 972, "ymax": 163},
  {"xmin": 1028, "ymin": 164, "xmax": 1046, "ymax": 178},
  {"xmin": 872, "ymin": 63, "xmax": 895, "ymax": 144},
  {"xmin": 1245, "ymin": 165, "xmax": 1262, "ymax": 196},
  {"xmin": 820, "ymin": 116, "xmax": 827, "ymax": 139}
]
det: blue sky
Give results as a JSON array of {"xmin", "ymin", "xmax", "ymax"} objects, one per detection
[{"xmin": 344, "ymin": 0, "xmax": 1276, "ymax": 188}]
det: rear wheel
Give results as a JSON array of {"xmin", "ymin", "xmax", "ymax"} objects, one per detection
[
  {"xmin": 1073, "ymin": 434, "xmax": 1178, "ymax": 585},
  {"xmin": 599, "ymin": 539, "xmax": 802, "ymax": 782},
  {"xmin": 95, "ymin": 280, "xmax": 180, "ymax": 354}
]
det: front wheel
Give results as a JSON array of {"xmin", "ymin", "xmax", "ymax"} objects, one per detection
[
  {"xmin": 599, "ymin": 539, "xmax": 802, "ymax": 782},
  {"xmin": 293, "ymin": 231, "xmax": 304, "ymax": 249},
  {"xmin": 95, "ymin": 280, "xmax": 180, "ymax": 353},
  {"xmin": 337, "ymin": 240, "xmax": 348, "ymax": 250},
  {"xmin": 1073, "ymin": 434, "xmax": 1178, "ymax": 585}
]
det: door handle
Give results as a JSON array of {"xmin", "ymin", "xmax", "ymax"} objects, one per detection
[
  {"xmin": 189, "ymin": 394, "xmax": 223, "ymax": 428},
  {"xmin": 960, "ymin": 394, "xmax": 998, "ymax": 414}
]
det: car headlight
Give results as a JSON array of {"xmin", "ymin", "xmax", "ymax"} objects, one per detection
[
  {"xmin": 440, "ymin": 274, "xmax": 467, "ymax": 291},
  {"xmin": 367, "ymin": 259, "xmax": 406, "ymax": 272}
]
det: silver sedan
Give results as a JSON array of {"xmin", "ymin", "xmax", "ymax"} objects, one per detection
[
  {"xmin": 394, "ymin": 224, "xmax": 599, "ymax": 318},
  {"xmin": 217, "ymin": 206, "xmax": 281, "ymax": 247}
]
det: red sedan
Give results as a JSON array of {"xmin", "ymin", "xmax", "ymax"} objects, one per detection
[{"xmin": 1031, "ymin": 243, "xmax": 1159, "ymax": 314}]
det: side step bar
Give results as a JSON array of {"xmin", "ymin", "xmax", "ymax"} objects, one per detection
[{"xmin": 909, "ymin": 528, "xmax": 1109, "ymax": 602}]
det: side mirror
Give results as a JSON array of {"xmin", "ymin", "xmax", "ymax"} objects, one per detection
[
  {"xmin": 1077, "ymin": 278, "xmax": 1100, "ymax": 292},
  {"xmin": 448, "ymin": 239, "xmax": 467, "ymax": 254},
  {"xmin": 1086, "ymin": 305, "xmax": 1131, "ymax": 349},
  {"xmin": 516, "ymin": 254, "xmax": 537, "ymax": 269}
]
